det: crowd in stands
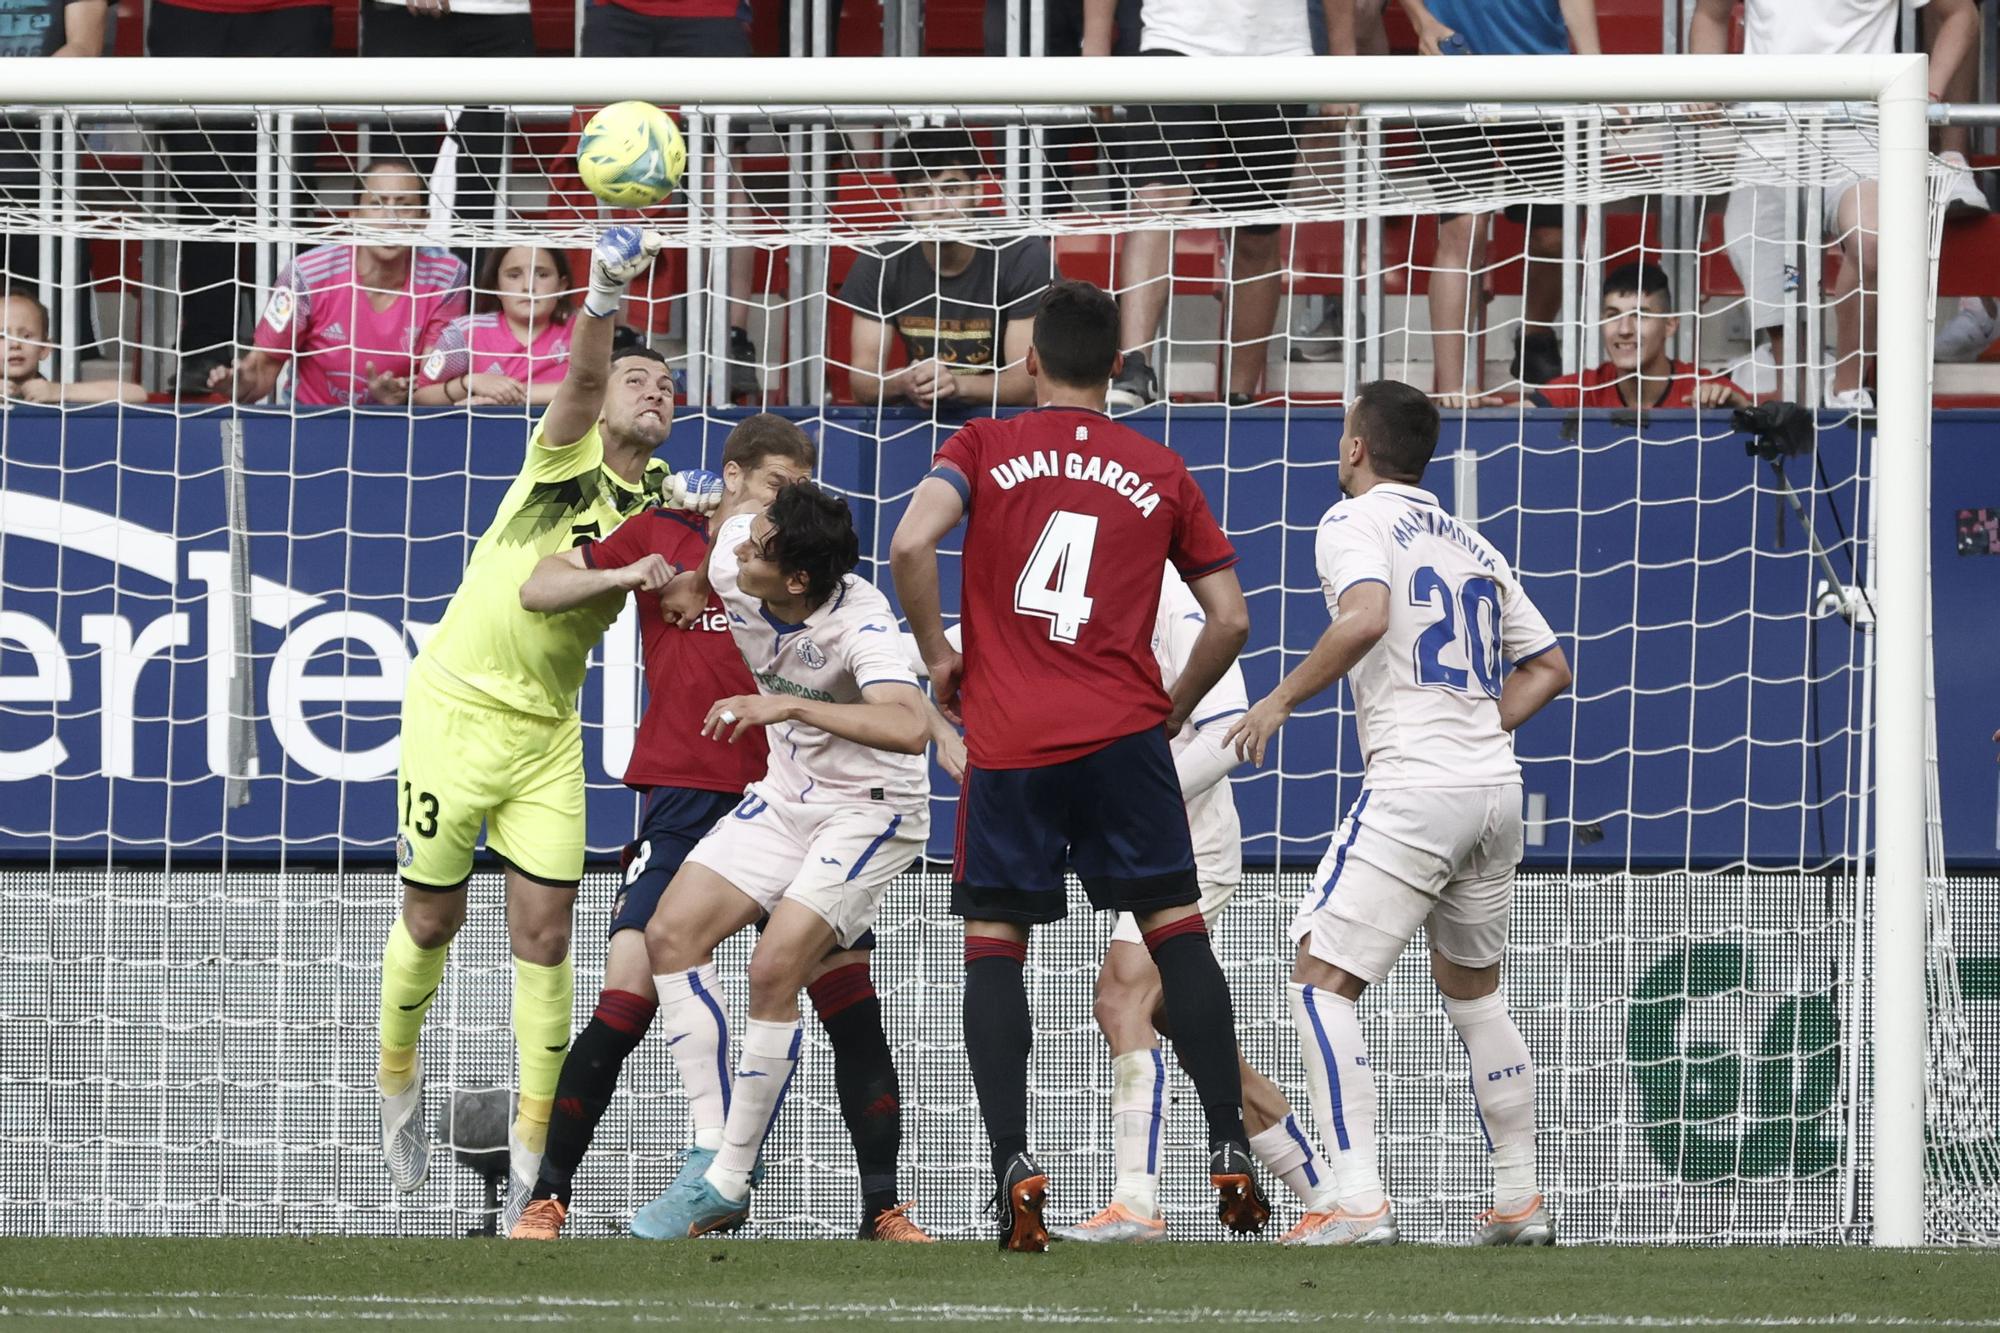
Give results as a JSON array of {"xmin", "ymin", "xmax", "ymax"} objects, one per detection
[{"xmin": 1, "ymin": 0, "xmax": 1996, "ymax": 414}]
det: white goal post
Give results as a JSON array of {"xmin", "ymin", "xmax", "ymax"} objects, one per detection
[{"xmin": 1, "ymin": 53, "xmax": 1938, "ymax": 1246}]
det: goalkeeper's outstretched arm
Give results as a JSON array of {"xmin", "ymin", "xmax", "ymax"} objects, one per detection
[{"xmin": 539, "ymin": 226, "xmax": 663, "ymax": 450}]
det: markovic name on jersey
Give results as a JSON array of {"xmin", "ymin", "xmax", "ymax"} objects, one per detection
[
  {"xmin": 1384, "ymin": 505, "xmax": 1496, "ymax": 571},
  {"xmin": 987, "ymin": 449, "xmax": 1162, "ymax": 517}
]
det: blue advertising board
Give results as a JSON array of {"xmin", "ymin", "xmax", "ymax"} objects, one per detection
[{"xmin": 1, "ymin": 404, "xmax": 1994, "ymax": 868}]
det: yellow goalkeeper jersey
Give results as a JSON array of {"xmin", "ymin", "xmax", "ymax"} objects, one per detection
[{"xmin": 418, "ymin": 414, "xmax": 663, "ymax": 718}]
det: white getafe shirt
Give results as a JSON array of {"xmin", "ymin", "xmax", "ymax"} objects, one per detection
[
  {"xmin": 710, "ymin": 512, "xmax": 929, "ymax": 808},
  {"xmin": 1140, "ymin": 0, "xmax": 1312, "ymax": 58},
  {"xmin": 1314, "ymin": 483, "xmax": 1558, "ymax": 791},
  {"xmin": 1152, "ymin": 567, "xmax": 1248, "ymax": 889},
  {"xmin": 1743, "ymin": 0, "xmax": 1915, "ymax": 57}
]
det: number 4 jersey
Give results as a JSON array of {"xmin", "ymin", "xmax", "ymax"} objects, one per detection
[
  {"xmin": 931, "ymin": 406, "xmax": 1237, "ymax": 770},
  {"xmin": 1316, "ymin": 482, "xmax": 1558, "ymax": 790}
]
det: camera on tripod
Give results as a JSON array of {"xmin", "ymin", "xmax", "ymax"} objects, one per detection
[{"xmin": 1733, "ymin": 401, "xmax": 1816, "ymax": 463}]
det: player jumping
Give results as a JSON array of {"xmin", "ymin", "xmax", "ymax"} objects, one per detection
[
  {"xmin": 891, "ymin": 278, "xmax": 1264, "ymax": 1252},
  {"xmin": 1226, "ymin": 379, "xmax": 1573, "ymax": 1246},
  {"xmin": 629, "ymin": 480, "xmax": 936, "ymax": 1239},
  {"xmin": 507, "ymin": 416, "xmax": 929, "ymax": 1243},
  {"xmin": 1055, "ymin": 565, "xmax": 1344, "ymax": 1243},
  {"xmin": 374, "ymin": 226, "xmax": 717, "ymax": 1230}
]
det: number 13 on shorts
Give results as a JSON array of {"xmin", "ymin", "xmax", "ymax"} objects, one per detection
[{"xmin": 1015, "ymin": 509, "xmax": 1098, "ymax": 643}]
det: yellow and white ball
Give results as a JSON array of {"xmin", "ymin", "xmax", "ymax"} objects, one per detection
[{"xmin": 577, "ymin": 101, "xmax": 686, "ymax": 209}]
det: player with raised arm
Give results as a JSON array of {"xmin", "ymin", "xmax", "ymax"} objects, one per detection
[
  {"xmin": 506, "ymin": 416, "xmax": 930, "ymax": 1243},
  {"xmin": 890, "ymin": 279, "xmax": 1263, "ymax": 1253},
  {"xmin": 1056, "ymin": 564, "xmax": 1345, "ymax": 1243},
  {"xmin": 627, "ymin": 479, "xmax": 935, "ymax": 1240},
  {"xmin": 1225, "ymin": 380, "xmax": 1573, "ymax": 1246},
  {"xmin": 374, "ymin": 225, "xmax": 720, "ymax": 1232}
]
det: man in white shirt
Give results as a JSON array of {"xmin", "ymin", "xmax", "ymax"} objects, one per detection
[
  {"xmin": 1056, "ymin": 566, "xmax": 1346, "ymax": 1243},
  {"xmin": 1091, "ymin": 0, "xmax": 1354, "ymax": 410},
  {"xmin": 1693, "ymin": 0, "xmax": 1978, "ymax": 406},
  {"xmin": 629, "ymin": 480, "xmax": 935, "ymax": 1239},
  {"xmin": 1227, "ymin": 379, "xmax": 1572, "ymax": 1246}
]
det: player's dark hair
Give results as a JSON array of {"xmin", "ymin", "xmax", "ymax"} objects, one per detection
[
  {"xmin": 765, "ymin": 480, "xmax": 860, "ymax": 605},
  {"xmin": 723, "ymin": 412, "xmax": 818, "ymax": 474},
  {"xmin": 611, "ymin": 342, "xmax": 670, "ymax": 372},
  {"xmin": 1603, "ymin": 261, "xmax": 1672, "ymax": 306},
  {"xmin": 1349, "ymin": 379, "xmax": 1440, "ymax": 483},
  {"xmin": 471, "ymin": 245, "xmax": 576, "ymax": 323},
  {"xmin": 1030, "ymin": 279, "xmax": 1120, "ymax": 388},
  {"xmin": 892, "ymin": 126, "xmax": 985, "ymax": 187}
]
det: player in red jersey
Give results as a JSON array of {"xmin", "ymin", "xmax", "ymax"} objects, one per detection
[
  {"xmin": 890, "ymin": 279, "xmax": 1262, "ymax": 1252},
  {"xmin": 507, "ymin": 415, "xmax": 929, "ymax": 1244}
]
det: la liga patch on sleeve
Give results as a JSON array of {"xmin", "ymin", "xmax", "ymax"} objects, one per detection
[{"xmin": 264, "ymin": 287, "xmax": 295, "ymax": 333}]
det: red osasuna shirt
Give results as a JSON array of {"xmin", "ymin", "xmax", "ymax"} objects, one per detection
[
  {"xmin": 931, "ymin": 406, "xmax": 1238, "ymax": 770},
  {"xmin": 582, "ymin": 507, "xmax": 768, "ymax": 795},
  {"xmin": 1535, "ymin": 360, "xmax": 1745, "ymax": 409}
]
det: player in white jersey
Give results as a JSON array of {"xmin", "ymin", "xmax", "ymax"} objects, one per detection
[
  {"xmin": 1056, "ymin": 567, "xmax": 1345, "ymax": 1242},
  {"xmin": 1227, "ymin": 380, "xmax": 1572, "ymax": 1247},
  {"xmin": 628, "ymin": 480, "xmax": 935, "ymax": 1240}
]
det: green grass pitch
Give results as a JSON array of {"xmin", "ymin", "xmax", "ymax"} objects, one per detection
[{"xmin": 1, "ymin": 1239, "xmax": 1996, "ymax": 1331}]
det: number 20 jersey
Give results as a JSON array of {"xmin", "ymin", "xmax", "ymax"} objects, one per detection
[
  {"xmin": 1315, "ymin": 482, "xmax": 1559, "ymax": 791},
  {"xmin": 931, "ymin": 407, "xmax": 1237, "ymax": 770}
]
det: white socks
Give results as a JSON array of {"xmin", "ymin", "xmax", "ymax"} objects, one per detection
[
  {"xmin": 1291, "ymin": 983, "xmax": 1384, "ymax": 1214},
  {"xmin": 1445, "ymin": 990, "xmax": 1539, "ymax": 1211},
  {"xmin": 708, "ymin": 1017, "xmax": 800, "ymax": 1203},
  {"xmin": 653, "ymin": 964, "xmax": 732, "ymax": 1153},
  {"xmin": 1248, "ymin": 1112, "xmax": 1339, "ymax": 1211},
  {"xmin": 1110, "ymin": 1048, "xmax": 1166, "ymax": 1218}
]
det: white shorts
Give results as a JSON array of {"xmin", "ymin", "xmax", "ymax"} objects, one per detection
[
  {"xmin": 683, "ymin": 783, "xmax": 929, "ymax": 949},
  {"xmin": 1725, "ymin": 126, "xmax": 1873, "ymax": 335},
  {"xmin": 1288, "ymin": 783, "xmax": 1523, "ymax": 983},
  {"xmin": 1108, "ymin": 875, "xmax": 1239, "ymax": 947}
]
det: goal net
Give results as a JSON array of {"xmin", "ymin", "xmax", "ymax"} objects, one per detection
[{"xmin": 1, "ymin": 55, "xmax": 1992, "ymax": 1245}]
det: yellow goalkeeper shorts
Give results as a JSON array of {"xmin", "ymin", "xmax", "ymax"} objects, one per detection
[{"xmin": 393, "ymin": 661, "xmax": 586, "ymax": 889}]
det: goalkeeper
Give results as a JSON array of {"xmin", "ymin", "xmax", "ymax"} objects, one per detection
[{"xmin": 374, "ymin": 226, "xmax": 719, "ymax": 1231}]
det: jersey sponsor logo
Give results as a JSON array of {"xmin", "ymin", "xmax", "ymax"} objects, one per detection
[
  {"xmin": 987, "ymin": 449, "xmax": 1161, "ymax": 517},
  {"xmin": 263, "ymin": 287, "xmax": 295, "ymax": 333},
  {"xmin": 321, "ymin": 321, "xmax": 345, "ymax": 342},
  {"xmin": 423, "ymin": 350, "xmax": 446, "ymax": 381},
  {"xmin": 795, "ymin": 638, "xmax": 827, "ymax": 670},
  {"xmin": 687, "ymin": 610, "xmax": 730, "ymax": 633},
  {"xmin": 752, "ymin": 668, "xmax": 834, "ymax": 703}
]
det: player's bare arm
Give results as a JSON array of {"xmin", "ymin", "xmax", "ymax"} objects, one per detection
[
  {"xmin": 888, "ymin": 475, "xmax": 967, "ymax": 713},
  {"xmin": 539, "ymin": 226, "xmax": 664, "ymax": 450},
  {"xmin": 1168, "ymin": 567, "xmax": 1251, "ymax": 735},
  {"xmin": 702, "ymin": 682, "xmax": 931, "ymax": 755},
  {"xmin": 1497, "ymin": 644, "xmax": 1573, "ymax": 733},
  {"xmin": 1227, "ymin": 580, "xmax": 1390, "ymax": 768},
  {"xmin": 519, "ymin": 546, "xmax": 676, "ymax": 613}
]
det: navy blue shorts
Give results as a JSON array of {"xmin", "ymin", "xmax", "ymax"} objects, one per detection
[
  {"xmin": 951, "ymin": 727, "xmax": 1199, "ymax": 926},
  {"xmin": 609, "ymin": 787, "xmax": 742, "ymax": 938}
]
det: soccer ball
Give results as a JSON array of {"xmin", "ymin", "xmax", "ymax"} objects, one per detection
[{"xmin": 577, "ymin": 101, "xmax": 686, "ymax": 209}]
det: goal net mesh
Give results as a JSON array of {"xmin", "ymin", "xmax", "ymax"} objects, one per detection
[{"xmin": 0, "ymin": 93, "xmax": 1994, "ymax": 1244}]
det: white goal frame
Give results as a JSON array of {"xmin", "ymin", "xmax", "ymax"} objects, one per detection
[{"xmin": 8, "ymin": 52, "xmax": 1936, "ymax": 1246}]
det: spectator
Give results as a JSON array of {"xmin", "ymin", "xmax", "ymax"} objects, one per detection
[
  {"xmin": 1, "ymin": 0, "xmax": 108, "ymax": 361},
  {"xmin": 1931, "ymin": 0, "xmax": 1997, "ymax": 362},
  {"xmin": 361, "ymin": 0, "xmax": 535, "ymax": 232},
  {"xmin": 148, "ymin": 0, "xmax": 334, "ymax": 392},
  {"xmin": 1695, "ymin": 0, "xmax": 1977, "ymax": 407},
  {"xmin": 581, "ymin": 0, "xmax": 765, "ymax": 400},
  {"xmin": 1096, "ymin": 0, "xmax": 1350, "ymax": 411},
  {"xmin": 414, "ymin": 244, "xmax": 576, "ymax": 407},
  {"xmin": 1531, "ymin": 263, "xmax": 1749, "ymax": 409},
  {"xmin": 1399, "ymin": 0, "xmax": 1600, "ymax": 398},
  {"xmin": 209, "ymin": 159, "xmax": 470, "ymax": 407},
  {"xmin": 841, "ymin": 128, "xmax": 1056, "ymax": 409},
  {"xmin": 1, "ymin": 291, "xmax": 145, "ymax": 405}
]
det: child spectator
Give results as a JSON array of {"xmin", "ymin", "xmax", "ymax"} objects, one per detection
[
  {"xmin": 415, "ymin": 244, "xmax": 576, "ymax": 407},
  {"xmin": 210, "ymin": 159, "xmax": 470, "ymax": 407},
  {"xmin": 1533, "ymin": 263, "xmax": 1749, "ymax": 410},
  {"xmin": 1, "ymin": 291, "xmax": 145, "ymax": 405}
]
